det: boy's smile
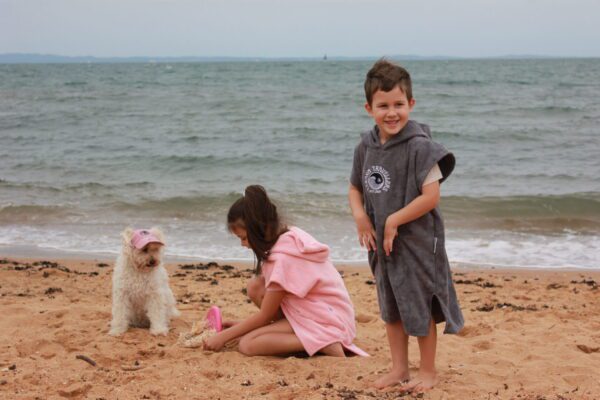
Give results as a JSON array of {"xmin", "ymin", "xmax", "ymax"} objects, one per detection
[{"xmin": 365, "ymin": 86, "xmax": 415, "ymax": 145}]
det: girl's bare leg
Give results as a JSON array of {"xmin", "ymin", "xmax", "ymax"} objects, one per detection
[
  {"xmin": 319, "ymin": 342, "xmax": 345, "ymax": 357},
  {"xmin": 247, "ymin": 275, "xmax": 284, "ymax": 320},
  {"xmin": 247, "ymin": 275, "xmax": 267, "ymax": 308},
  {"xmin": 401, "ymin": 319, "xmax": 438, "ymax": 392},
  {"xmin": 243, "ymin": 276, "xmax": 345, "ymax": 357},
  {"xmin": 238, "ymin": 318, "xmax": 305, "ymax": 356},
  {"xmin": 220, "ymin": 277, "xmax": 266, "ymax": 328},
  {"xmin": 373, "ymin": 320, "xmax": 410, "ymax": 389}
]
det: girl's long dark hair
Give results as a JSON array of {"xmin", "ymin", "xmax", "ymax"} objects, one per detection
[{"xmin": 227, "ymin": 185, "xmax": 287, "ymax": 274}]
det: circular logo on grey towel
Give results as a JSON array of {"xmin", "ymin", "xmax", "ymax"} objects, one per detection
[{"xmin": 364, "ymin": 166, "xmax": 390, "ymax": 193}]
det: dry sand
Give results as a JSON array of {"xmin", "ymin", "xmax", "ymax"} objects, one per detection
[{"xmin": 1, "ymin": 256, "xmax": 599, "ymax": 399}]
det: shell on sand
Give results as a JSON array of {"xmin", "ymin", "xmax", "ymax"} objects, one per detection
[{"xmin": 178, "ymin": 320, "xmax": 217, "ymax": 348}]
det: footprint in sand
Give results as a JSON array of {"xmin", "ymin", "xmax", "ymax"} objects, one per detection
[
  {"xmin": 46, "ymin": 309, "xmax": 68, "ymax": 319},
  {"xmin": 473, "ymin": 340, "xmax": 493, "ymax": 351},
  {"xmin": 15, "ymin": 339, "xmax": 65, "ymax": 359},
  {"xmin": 355, "ymin": 313, "xmax": 377, "ymax": 324},
  {"xmin": 457, "ymin": 323, "xmax": 492, "ymax": 338},
  {"xmin": 79, "ymin": 310, "xmax": 111, "ymax": 321},
  {"xmin": 57, "ymin": 383, "xmax": 92, "ymax": 398}
]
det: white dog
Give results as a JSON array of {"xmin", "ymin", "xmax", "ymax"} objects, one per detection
[{"xmin": 109, "ymin": 227, "xmax": 180, "ymax": 336}]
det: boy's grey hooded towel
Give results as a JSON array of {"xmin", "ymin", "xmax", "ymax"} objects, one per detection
[{"xmin": 350, "ymin": 120, "xmax": 464, "ymax": 336}]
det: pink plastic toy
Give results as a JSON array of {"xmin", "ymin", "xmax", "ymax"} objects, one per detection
[{"xmin": 205, "ymin": 306, "xmax": 223, "ymax": 332}]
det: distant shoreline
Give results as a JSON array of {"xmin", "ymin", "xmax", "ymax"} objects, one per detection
[{"xmin": 1, "ymin": 53, "xmax": 599, "ymax": 64}]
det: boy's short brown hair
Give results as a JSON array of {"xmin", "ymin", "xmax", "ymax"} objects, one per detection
[{"xmin": 364, "ymin": 59, "xmax": 413, "ymax": 105}]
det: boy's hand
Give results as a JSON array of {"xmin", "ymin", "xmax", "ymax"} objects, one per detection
[
  {"xmin": 354, "ymin": 213, "xmax": 376, "ymax": 251},
  {"xmin": 383, "ymin": 216, "xmax": 399, "ymax": 256},
  {"xmin": 203, "ymin": 332, "xmax": 227, "ymax": 352}
]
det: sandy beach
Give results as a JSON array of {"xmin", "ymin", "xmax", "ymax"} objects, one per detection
[{"xmin": 1, "ymin": 256, "xmax": 599, "ymax": 399}]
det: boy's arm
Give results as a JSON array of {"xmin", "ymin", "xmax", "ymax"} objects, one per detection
[
  {"xmin": 349, "ymin": 183, "xmax": 376, "ymax": 251},
  {"xmin": 383, "ymin": 181, "xmax": 441, "ymax": 256}
]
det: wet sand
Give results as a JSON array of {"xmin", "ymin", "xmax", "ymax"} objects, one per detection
[{"xmin": 1, "ymin": 257, "xmax": 599, "ymax": 399}]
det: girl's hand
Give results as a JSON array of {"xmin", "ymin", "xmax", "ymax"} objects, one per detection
[
  {"xmin": 383, "ymin": 216, "xmax": 399, "ymax": 256},
  {"xmin": 203, "ymin": 332, "xmax": 227, "ymax": 352},
  {"xmin": 222, "ymin": 320, "xmax": 240, "ymax": 329},
  {"xmin": 354, "ymin": 212, "xmax": 376, "ymax": 251}
]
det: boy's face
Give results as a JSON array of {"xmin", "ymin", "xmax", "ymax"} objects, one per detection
[{"xmin": 365, "ymin": 86, "xmax": 415, "ymax": 144}]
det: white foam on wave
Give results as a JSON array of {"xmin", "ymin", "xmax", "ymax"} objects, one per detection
[
  {"xmin": 0, "ymin": 225, "xmax": 598, "ymax": 269},
  {"xmin": 445, "ymin": 231, "xmax": 599, "ymax": 269}
]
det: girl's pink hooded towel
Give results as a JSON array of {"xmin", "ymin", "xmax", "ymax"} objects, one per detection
[{"xmin": 262, "ymin": 227, "xmax": 368, "ymax": 357}]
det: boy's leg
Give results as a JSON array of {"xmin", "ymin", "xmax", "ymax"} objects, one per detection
[
  {"xmin": 401, "ymin": 318, "xmax": 438, "ymax": 392},
  {"xmin": 373, "ymin": 320, "xmax": 410, "ymax": 389},
  {"xmin": 238, "ymin": 318, "xmax": 305, "ymax": 356}
]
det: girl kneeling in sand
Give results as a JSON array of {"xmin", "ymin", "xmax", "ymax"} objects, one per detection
[{"xmin": 203, "ymin": 185, "xmax": 367, "ymax": 357}]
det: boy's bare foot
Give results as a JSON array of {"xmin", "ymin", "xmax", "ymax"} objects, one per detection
[
  {"xmin": 372, "ymin": 369, "xmax": 410, "ymax": 389},
  {"xmin": 400, "ymin": 370, "xmax": 437, "ymax": 393}
]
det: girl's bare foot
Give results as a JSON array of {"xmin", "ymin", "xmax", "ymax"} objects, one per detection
[
  {"xmin": 400, "ymin": 370, "xmax": 437, "ymax": 393},
  {"xmin": 319, "ymin": 342, "xmax": 345, "ymax": 357},
  {"xmin": 372, "ymin": 369, "xmax": 410, "ymax": 389}
]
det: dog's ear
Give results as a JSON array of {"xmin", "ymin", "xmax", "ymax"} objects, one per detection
[
  {"xmin": 121, "ymin": 227, "xmax": 134, "ymax": 246},
  {"xmin": 149, "ymin": 227, "xmax": 165, "ymax": 245}
]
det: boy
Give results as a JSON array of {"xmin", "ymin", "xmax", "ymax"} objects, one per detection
[{"xmin": 348, "ymin": 59, "xmax": 464, "ymax": 392}]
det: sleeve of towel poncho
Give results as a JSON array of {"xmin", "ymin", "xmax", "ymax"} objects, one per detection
[
  {"xmin": 349, "ymin": 141, "xmax": 365, "ymax": 189},
  {"xmin": 412, "ymin": 137, "xmax": 455, "ymax": 191},
  {"xmin": 263, "ymin": 255, "xmax": 319, "ymax": 299}
]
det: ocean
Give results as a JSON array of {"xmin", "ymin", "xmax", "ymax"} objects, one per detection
[{"xmin": 0, "ymin": 59, "xmax": 598, "ymax": 268}]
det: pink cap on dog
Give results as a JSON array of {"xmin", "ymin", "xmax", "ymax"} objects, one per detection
[{"xmin": 131, "ymin": 229, "xmax": 164, "ymax": 249}]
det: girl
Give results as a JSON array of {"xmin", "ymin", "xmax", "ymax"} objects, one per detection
[{"xmin": 203, "ymin": 185, "xmax": 367, "ymax": 357}]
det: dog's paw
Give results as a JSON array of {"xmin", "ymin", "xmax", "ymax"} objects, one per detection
[
  {"xmin": 109, "ymin": 327, "xmax": 126, "ymax": 336},
  {"xmin": 149, "ymin": 326, "xmax": 169, "ymax": 336}
]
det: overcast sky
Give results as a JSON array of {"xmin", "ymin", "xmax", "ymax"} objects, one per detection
[{"xmin": 2, "ymin": 0, "xmax": 599, "ymax": 58}]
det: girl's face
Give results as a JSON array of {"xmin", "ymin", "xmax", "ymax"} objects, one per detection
[{"xmin": 231, "ymin": 225, "xmax": 250, "ymax": 248}]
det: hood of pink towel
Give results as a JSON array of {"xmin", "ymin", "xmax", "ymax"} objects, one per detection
[{"xmin": 270, "ymin": 227, "xmax": 329, "ymax": 263}]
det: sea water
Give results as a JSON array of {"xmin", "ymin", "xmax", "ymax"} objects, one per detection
[{"xmin": 0, "ymin": 59, "xmax": 598, "ymax": 268}]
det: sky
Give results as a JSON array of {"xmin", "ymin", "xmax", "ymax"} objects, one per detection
[{"xmin": 2, "ymin": 0, "xmax": 600, "ymax": 58}]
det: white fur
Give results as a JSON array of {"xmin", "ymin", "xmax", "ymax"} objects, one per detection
[{"xmin": 109, "ymin": 227, "xmax": 180, "ymax": 336}]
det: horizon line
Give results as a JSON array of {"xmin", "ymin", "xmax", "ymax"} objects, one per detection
[{"xmin": 1, "ymin": 52, "xmax": 599, "ymax": 64}]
